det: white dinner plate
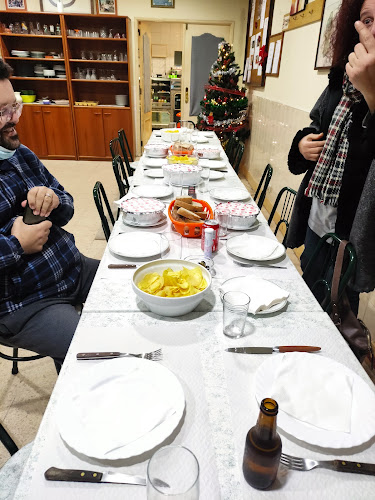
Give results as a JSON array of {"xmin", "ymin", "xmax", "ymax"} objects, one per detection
[
  {"xmin": 203, "ymin": 132, "xmax": 215, "ymax": 138},
  {"xmin": 200, "ymin": 159, "xmax": 227, "ymax": 170},
  {"xmin": 143, "ymin": 158, "xmax": 166, "ymax": 168},
  {"xmin": 226, "ymin": 234, "xmax": 285, "ymax": 261},
  {"xmin": 57, "ymin": 357, "xmax": 185, "ymax": 459},
  {"xmin": 228, "ymin": 219, "xmax": 260, "ymax": 231},
  {"xmin": 109, "ymin": 232, "xmax": 168, "ymax": 258},
  {"xmin": 196, "ymin": 136, "xmax": 209, "ymax": 143},
  {"xmin": 145, "ymin": 168, "xmax": 164, "ymax": 178},
  {"xmin": 209, "ymin": 187, "xmax": 250, "ymax": 201},
  {"xmin": 121, "ymin": 213, "xmax": 167, "ymax": 228},
  {"xmin": 132, "ymin": 185, "xmax": 173, "ymax": 198},
  {"xmin": 209, "ymin": 170, "xmax": 225, "ymax": 181},
  {"xmin": 254, "ymin": 354, "xmax": 375, "ymax": 448},
  {"xmin": 219, "ymin": 276, "xmax": 287, "ymax": 315}
]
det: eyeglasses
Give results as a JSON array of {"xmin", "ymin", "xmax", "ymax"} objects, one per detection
[{"xmin": 0, "ymin": 102, "xmax": 23, "ymax": 124}]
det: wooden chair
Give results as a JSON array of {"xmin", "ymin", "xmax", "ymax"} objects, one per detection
[
  {"xmin": 112, "ymin": 155, "xmax": 130, "ymax": 199},
  {"xmin": 302, "ymin": 233, "xmax": 357, "ymax": 312},
  {"xmin": 0, "ymin": 339, "xmax": 45, "ymax": 376},
  {"xmin": 0, "ymin": 422, "xmax": 18, "ymax": 456},
  {"xmin": 232, "ymin": 141, "xmax": 245, "ymax": 174},
  {"xmin": 254, "ymin": 164, "xmax": 273, "ymax": 210},
  {"xmin": 93, "ymin": 181, "xmax": 115, "ymax": 242},
  {"xmin": 267, "ymin": 186, "xmax": 297, "ymax": 247}
]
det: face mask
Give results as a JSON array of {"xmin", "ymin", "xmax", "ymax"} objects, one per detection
[{"xmin": 0, "ymin": 145, "xmax": 16, "ymax": 160}]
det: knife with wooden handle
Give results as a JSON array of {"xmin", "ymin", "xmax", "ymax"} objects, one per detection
[
  {"xmin": 44, "ymin": 467, "xmax": 146, "ymax": 485},
  {"xmin": 226, "ymin": 346, "xmax": 321, "ymax": 354}
]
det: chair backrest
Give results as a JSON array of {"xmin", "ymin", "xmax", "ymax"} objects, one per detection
[
  {"xmin": 93, "ymin": 181, "xmax": 115, "ymax": 242},
  {"xmin": 110, "ymin": 136, "xmax": 133, "ymax": 179},
  {"xmin": 254, "ymin": 164, "xmax": 273, "ymax": 210},
  {"xmin": 118, "ymin": 128, "xmax": 134, "ymax": 162},
  {"xmin": 302, "ymin": 233, "xmax": 357, "ymax": 312},
  {"xmin": 225, "ymin": 133, "xmax": 238, "ymax": 165},
  {"xmin": 112, "ymin": 155, "xmax": 130, "ymax": 198},
  {"xmin": 267, "ymin": 186, "xmax": 297, "ymax": 246},
  {"xmin": 232, "ymin": 141, "xmax": 245, "ymax": 174}
]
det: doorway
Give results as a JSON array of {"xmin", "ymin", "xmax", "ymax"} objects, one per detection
[{"xmin": 137, "ymin": 20, "xmax": 233, "ymax": 153}]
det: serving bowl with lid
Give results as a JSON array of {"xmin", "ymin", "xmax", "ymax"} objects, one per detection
[
  {"xmin": 144, "ymin": 143, "xmax": 169, "ymax": 157},
  {"xmin": 162, "ymin": 163, "xmax": 202, "ymax": 186},
  {"xmin": 119, "ymin": 197, "xmax": 165, "ymax": 225},
  {"xmin": 215, "ymin": 202, "xmax": 260, "ymax": 229}
]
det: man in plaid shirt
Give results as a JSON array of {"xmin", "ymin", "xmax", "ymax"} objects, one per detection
[{"xmin": 0, "ymin": 60, "xmax": 99, "ymax": 371}]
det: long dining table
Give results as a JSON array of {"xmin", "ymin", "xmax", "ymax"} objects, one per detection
[{"xmin": 12, "ymin": 131, "xmax": 375, "ymax": 499}]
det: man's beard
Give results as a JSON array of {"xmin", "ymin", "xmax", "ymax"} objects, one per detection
[{"xmin": 0, "ymin": 122, "xmax": 20, "ymax": 150}]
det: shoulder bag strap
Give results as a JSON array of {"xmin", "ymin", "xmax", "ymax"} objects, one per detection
[{"xmin": 331, "ymin": 240, "xmax": 348, "ymax": 326}]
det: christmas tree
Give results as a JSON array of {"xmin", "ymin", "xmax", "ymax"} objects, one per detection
[{"xmin": 196, "ymin": 41, "xmax": 249, "ymax": 141}]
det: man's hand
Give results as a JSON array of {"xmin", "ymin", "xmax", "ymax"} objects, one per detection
[
  {"xmin": 346, "ymin": 20, "xmax": 375, "ymax": 113},
  {"xmin": 24, "ymin": 186, "xmax": 60, "ymax": 217},
  {"xmin": 11, "ymin": 216, "xmax": 52, "ymax": 254},
  {"xmin": 298, "ymin": 132, "xmax": 325, "ymax": 162}
]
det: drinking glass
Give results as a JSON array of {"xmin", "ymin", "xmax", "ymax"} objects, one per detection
[
  {"xmin": 223, "ymin": 291, "xmax": 250, "ymax": 338},
  {"xmin": 147, "ymin": 445, "xmax": 199, "ymax": 500},
  {"xmin": 160, "ymin": 232, "xmax": 182, "ymax": 259},
  {"xmin": 198, "ymin": 165, "xmax": 210, "ymax": 193},
  {"xmin": 214, "ymin": 209, "xmax": 229, "ymax": 237},
  {"xmin": 168, "ymin": 122, "xmax": 177, "ymax": 129}
]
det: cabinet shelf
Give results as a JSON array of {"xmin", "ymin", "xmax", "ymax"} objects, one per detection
[
  {"xmin": 1, "ymin": 33, "xmax": 62, "ymax": 38},
  {"xmin": 67, "ymin": 36, "xmax": 127, "ymax": 41},
  {"xmin": 5, "ymin": 57, "xmax": 65, "ymax": 62},
  {"xmin": 10, "ymin": 76, "xmax": 67, "ymax": 81},
  {"xmin": 71, "ymin": 79, "xmax": 128, "ymax": 83},
  {"xmin": 69, "ymin": 59, "xmax": 127, "ymax": 64}
]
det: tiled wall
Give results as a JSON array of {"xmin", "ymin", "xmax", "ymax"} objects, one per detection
[
  {"xmin": 243, "ymin": 94, "xmax": 375, "ymax": 335},
  {"xmin": 142, "ymin": 22, "xmax": 183, "ymax": 78}
]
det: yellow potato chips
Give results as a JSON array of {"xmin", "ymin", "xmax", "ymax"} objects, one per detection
[{"xmin": 138, "ymin": 266, "xmax": 207, "ymax": 297}]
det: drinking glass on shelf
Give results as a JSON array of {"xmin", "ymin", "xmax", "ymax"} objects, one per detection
[
  {"xmin": 147, "ymin": 445, "xmax": 199, "ymax": 500},
  {"xmin": 110, "ymin": 70, "xmax": 116, "ymax": 80},
  {"xmin": 86, "ymin": 68, "xmax": 91, "ymax": 80},
  {"xmin": 100, "ymin": 27, "xmax": 107, "ymax": 38},
  {"xmin": 91, "ymin": 69, "xmax": 97, "ymax": 80},
  {"xmin": 113, "ymin": 50, "xmax": 118, "ymax": 61},
  {"xmin": 101, "ymin": 53, "xmax": 107, "ymax": 61},
  {"xmin": 109, "ymin": 29, "xmax": 114, "ymax": 38},
  {"xmin": 98, "ymin": 69, "xmax": 105, "ymax": 80},
  {"xmin": 107, "ymin": 53, "xmax": 113, "ymax": 61},
  {"xmin": 80, "ymin": 50, "xmax": 86, "ymax": 60},
  {"xmin": 88, "ymin": 51, "xmax": 94, "ymax": 60}
]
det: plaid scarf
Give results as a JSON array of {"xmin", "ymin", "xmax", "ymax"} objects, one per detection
[{"xmin": 305, "ymin": 74, "xmax": 362, "ymax": 206}]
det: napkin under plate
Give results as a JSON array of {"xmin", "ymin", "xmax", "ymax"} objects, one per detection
[
  {"xmin": 219, "ymin": 275, "xmax": 289, "ymax": 314},
  {"xmin": 270, "ymin": 352, "xmax": 353, "ymax": 433}
]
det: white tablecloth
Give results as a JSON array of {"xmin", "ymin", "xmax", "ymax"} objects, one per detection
[{"xmin": 13, "ymin": 132, "xmax": 375, "ymax": 500}]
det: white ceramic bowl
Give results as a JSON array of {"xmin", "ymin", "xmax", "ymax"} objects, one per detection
[
  {"xmin": 161, "ymin": 128, "xmax": 180, "ymax": 142},
  {"xmin": 132, "ymin": 259, "xmax": 212, "ymax": 317},
  {"xmin": 195, "ymin": 147, "xmax": 221, "ymax": 159},
  {"xmin": 162, "ymin": 163, "xmax": 202, "ymax": 186},
  {"xmin": 215, "ymin": 202, "xmax": 260, "ymax": 229}
]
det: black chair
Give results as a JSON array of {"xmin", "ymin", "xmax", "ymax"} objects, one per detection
[
  {"xmin": 0, "ymin": 339, "xmax": 45, "ymax": 376},
  {"xmin": 0, "ymin": 422, "xmax": 18, "ymax": 456},
  {"xmin": 112, "ymin": 155, "xmax": 130, "ymax": 199},
  {"xmin": 254, "ymin": 164, "xmax": 273, "ymax": 210},
  {"xmin": 109, "ymin": 137, "xmax": 134, "ymax": 181},
  {"xmin": 118, "ymin": 128, "xmax": 134, "ymax": 162},
  {"xmin": 232, "ymin": 141, "xmax": 245, "ymax": 174},
  {"xmin": 267, "ymin": 187, "xmax": 297, "ymax": 247},
  {"xmin": 302, "ymin": 233, "xmax": 357, "ymax": 312},
  {"xmin": 225, "ymin": 133, "xmax": 238, "ymax": 165},
  {"xmin": 93, "ymin": 181, "xmax": 115, "ymax": 242}
]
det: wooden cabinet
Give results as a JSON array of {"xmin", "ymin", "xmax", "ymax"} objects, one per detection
[
  {"xmin": 75, "ymin": 107, "xmax": 133, "ymax": 160},
  {"xmin": 16, "ymin": 105, "xmax": 48, "ymax": 158},
  {"xmin": 0, "ymin": 12, "xmax": 134, "ymax": 160},
  {"xmin": 42, "ymin": 107, "xmax": 75, "ymax": 158},
  {"xmin": 74, "ymin": 107, "xmax": 106, "ymax": 159},
  {"xmin": 16, "ymin": 105, "xmax": 75, "ymax": 159}
]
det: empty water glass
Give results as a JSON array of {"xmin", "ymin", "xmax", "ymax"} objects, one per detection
[
  {"xmin": 160, "ymin": 232, "xmax": 182, "ymax": 259},
  {"xmin": 198, "ymin": 165, "xmax": 210, "ymax": 193},
  {"xmin": 223, "ymin": 291, "xmax": 250, "ymax": 338},
  {"xmin": 214, "ymin": 209, "xmax": 228, "ymax": 237},
  {"xmin": 147, "ymin": 445, "xmax": 199, "ymax": 500}
]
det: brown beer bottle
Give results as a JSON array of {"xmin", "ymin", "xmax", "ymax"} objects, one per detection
[{"xmin": 242, "ymin": 398, "xmax": 282, "ymax": 490}]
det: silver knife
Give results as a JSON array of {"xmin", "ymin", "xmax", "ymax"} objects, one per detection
[
  {"xmin": 226, "ymin": 346, "xmax": 321, "ymax": 354},
  {"xmin": 45, "ymin": 467, "xmax": 146, "ymax": 485}
]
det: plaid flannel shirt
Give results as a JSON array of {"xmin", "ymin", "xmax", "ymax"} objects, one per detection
[{"xmin": 0, "ymin": 145, "xmax": 81, "ymax": 316}]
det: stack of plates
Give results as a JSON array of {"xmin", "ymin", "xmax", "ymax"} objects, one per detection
[
  {"xmin": 209, "ymin": 187, "xmax": 250, "ymax": 201},
  {"xmin": 226, "ymin": 234, "xmax": 285, "ymax": 263}
]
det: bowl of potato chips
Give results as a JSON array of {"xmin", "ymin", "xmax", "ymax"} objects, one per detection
[{"xmin": 132, "ymin": 259, "xmax": 212, "ymax": 316}]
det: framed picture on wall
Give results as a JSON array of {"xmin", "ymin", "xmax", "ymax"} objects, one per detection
[
  {"xmin": 315, "ymin": 0, "xmax": 342, "ymax": 69},
  {"xmin": 97, "ymin": 0, "xmax": 117, "ymax": 15},
  {"xmin": 40, "ymin": 0, "xmax": 94, "ymax": 13},
  {"xmin": 151, "ymin": 0, "xmax": 175, "ymax": 7},
  {"xmin": 6, "ymin": 0, "xmax": 27, "ymax": 10},
  {"xmin": 290, "ymin": 0, "xmax": 306, "ymax": 16}
]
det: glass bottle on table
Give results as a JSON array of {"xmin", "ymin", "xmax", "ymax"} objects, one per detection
[{"xmin": 242, "ymin": 398, "xmax": 282, "ymax": 490}]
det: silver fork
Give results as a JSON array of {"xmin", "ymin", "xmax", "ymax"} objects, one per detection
[
  {"xmin": 76, "ymin": 349, "xmax": 163, "ymax": 361},
  {"xmin": 280, "ymin": 453, "xmax": 375, "ymax": 476}
]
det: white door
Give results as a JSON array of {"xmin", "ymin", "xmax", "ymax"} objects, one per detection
[
  {"xmin": 182, "ymin": 24, "xmax": 232, "ymax": 123},
  {"xmin": 139, "ymin": 23, "xmax": 152, "ymax": 149}
]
